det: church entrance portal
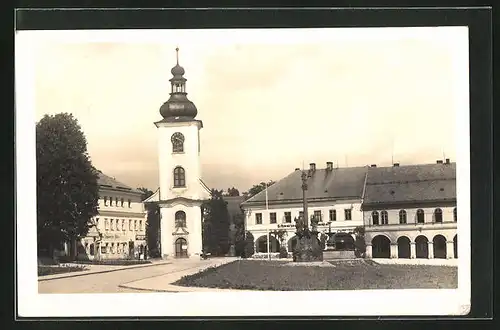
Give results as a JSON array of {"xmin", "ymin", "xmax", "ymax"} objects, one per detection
[{"xmin": 175, "ymin": 238, "xmax": 188, "ymax": 258}]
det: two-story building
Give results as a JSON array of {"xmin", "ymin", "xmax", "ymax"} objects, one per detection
[
  {"xmin": 362, "ymin": 160, "xmax": 457, "ymax": 260},
  {"xmin": 240, "ymin": 162, "xmax": 368, "ymax": 255},
  {"xmin": 77, "ymin": 171, "xmax": 147, "ymax": 260}
]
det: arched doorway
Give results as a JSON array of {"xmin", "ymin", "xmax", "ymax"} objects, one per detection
[
  {"xmin": 397, "ymin": 236, "xmax": 411, "ymax": 259},
  {"xmin": 433, "ymin": 235, "xmax": 447, "ymax": 259},
  {"xmin": 175, "ymin": 238, "xmax": 188, "ymax": 258},
  {"xmin": 288, "ymin": 236, "xmax": 298, "ymax": 252},
  {"xmin": 372, "ymin": 235, "xmax": 390, "ymax": 258},
  {"xmin": 453, "ymin": 235, "xmax": 458, "ymax": 258},
  {"xmin": 415, "ymin": 235, "xmax": 429, "ymax": 259},
  {"xmin": 256, "ymin": 235, "xmax": 280, "ymax": 253},
  {"xmin": 333, "ymin": 233, "xmax": 355, "ymax": 251}
]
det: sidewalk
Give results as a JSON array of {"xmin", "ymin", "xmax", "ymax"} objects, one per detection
[
  {"xmin": 38, "ymin": 259, "xmax": 172, "ymax": 281},
  {"xmin": 118, "ymin": 257, "xmax": 239, "ymax": 292}
]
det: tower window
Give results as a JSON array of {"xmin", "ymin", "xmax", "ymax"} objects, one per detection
[
  {"xmin": 173, "ymin": 167, "xmax": 186, "ymax": 187},
  {"xmin": 372, "ymin": 211, "xmax": 379, "ymax": 225},
  {"xmin": 171, "ymin": 132, "xmax": 185, "ymax": 153},
  {"xmin": 344, "ymin": 209, "xmax": 352, "ymax": 221},
  {"xmin": 175, "ymin": 211, "xmax": 187, "ymax": 228},
  {"xmin": 255, "ymin": 213, "xmax": 262, "ymax": 225}
]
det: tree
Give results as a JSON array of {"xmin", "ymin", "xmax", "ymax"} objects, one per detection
[
  {"xmin": 137, "ymin": 187, "xmax": 154, "ymax": 201},
  {"xmin": 233, "ymin": 211, "xmax": 246, "ymax": 256},
  {"xmin": 243, "ymin": 180, "xmax": 276, "ymax": 200},
  {"xmin": 225, "ymin": 187, "xmax": 240, "ymax": 196},
  {"xmin": 36, "ymin": 113, "xmax": 99, "ymax": 258},
  {"xmin": 202, "ymin": 189, "xmax": 231, "ymax": 256}
]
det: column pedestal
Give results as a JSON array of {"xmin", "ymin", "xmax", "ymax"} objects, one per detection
[
  {"xmin": 446, "ymin": 241, "xmax": 454, "ymax": 259},
  {"xmin": 428, "ymin": 242, "xmax": 434, "ymax": 259},
  {"xmin": 410, "ymin": 242, "xmax": 416, "ymax": 259},
  {"xmin": 390, "ymin": 244, "xmax": 398, "ymax": 259},
  {"xmin": 365, "ymin": 244, "xmax": 372, "ymax": 259}
]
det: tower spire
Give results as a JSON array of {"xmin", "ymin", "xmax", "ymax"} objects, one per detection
[{"xmin": 176, "ymin": 46, "xmax": 179, "ymax": 65}]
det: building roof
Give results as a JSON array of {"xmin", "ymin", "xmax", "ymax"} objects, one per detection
[
  {"xmin": 97, "ymin": 171, "xmax": 142, "ymax": 195},
  {"xmin": 241, "ymin": 166, "xmax": 369, "ymax": 206},
  {"xmin": 363, "ymin": 162, "xmax": 456, "ymax": 206}
]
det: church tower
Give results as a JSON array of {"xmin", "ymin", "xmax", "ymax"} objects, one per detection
[{"xmin": 154, "ymin": 48, "xmax": 210, "ymax": 259}]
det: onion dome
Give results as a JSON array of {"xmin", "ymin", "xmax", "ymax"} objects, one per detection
[{"xmin": 159, "ymin": 47, "xmax": 198, "ymax": 121}]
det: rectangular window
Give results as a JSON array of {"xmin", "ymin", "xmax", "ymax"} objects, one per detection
[
  {"xmin": 344, "ymin": 209, "xmax": 352, "ymax": 221},
  {"xmin": 109, "ymin": 197, "xmax": 113, "ymax": 207},
  {"xmin": 128, "ymin": 199, "xmax": 131, "ymax": 208},
  {"xmin": 134, "ymin": 220, "xmax": 137, "ymax": 231},
  {"xmin": 115, "ymin": 197, "xmax": 119, "ymax": 206},
  {"xmin": 255, "ymin": 213, "xmax": 262, "ymax": 225},
  {"xmin": 284, "ymin": 212, "xmax": 292, "ymax": 223},
  {"xmin": 270, "ymin": 212, "xmax": 277, "ymax": 224},
  {"xmin": 96, "ymin": 218, "xmax": 100, "ymax": 228},
  {"xmin": 121, "ymin": 198, "xmax": 124, "ymax": 207},
  {"xmin": 329, "ymin": 209, "xmax": 336, "ymax": 221},
  {"xmin": 139, "ymin": 220, "xmax": 143, "ymax": 231},
  {"xmin": 110, "ymin": 219, "xmax": 114, "ymax": 231},
  {"xmin": 314, "ymin": 210, "xmax": 322, "ymax": 222},
  {"xmin": 122, "ymin": 220, "xmax": 125, "ymax": 231},
  {"xmin": 104, "ymin": 196, "xmax": 108, "ymax": 206},
  {"xmin": 129, "ymin": 220, "xmax": 132, "ymax": 231},
  {"xmin": 116, "ymin": 220, "xmax": 120, "ymax": 231},
  {"xmin": 105, "ymin": 219, "xmax": 109, "ymax": 231}
]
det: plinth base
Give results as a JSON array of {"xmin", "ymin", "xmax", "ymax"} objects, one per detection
[{"xmin": 293, "ymin": 235, "xmax": 324, "ymax": 262}]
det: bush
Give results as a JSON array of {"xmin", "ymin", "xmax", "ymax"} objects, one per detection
[
  {"xmin": 279, "ymin": 246, "xmax": 288, "ymax": 259},
  {"xmin": 38, "ymin": 265, "xmax": 87, "ymax": 276},
  {"xmin": 241, "ymin": 232, "xmax": 255, "ymax": 258},
  {"xmin": 354, "ymin": 226, "xmax": 366, "ymax": 258}
]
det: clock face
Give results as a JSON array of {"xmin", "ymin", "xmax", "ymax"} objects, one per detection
[{"xmin": 171, "ymin": 132, "xmax": 185, "ymax": 143}]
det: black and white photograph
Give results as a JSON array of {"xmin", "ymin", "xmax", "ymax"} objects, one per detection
[{"xmin": 16, "ymin": 25, "xmax": 471, "ymax": 317}]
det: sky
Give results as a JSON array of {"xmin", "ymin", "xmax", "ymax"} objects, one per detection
[{"xmin": 31, "ymin": 27, "xmax": 467, "ymax": 192}]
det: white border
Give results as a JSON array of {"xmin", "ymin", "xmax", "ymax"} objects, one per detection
[{"xmin": 15, "ymin": 27, "xmax": 470, "ymax": 317}]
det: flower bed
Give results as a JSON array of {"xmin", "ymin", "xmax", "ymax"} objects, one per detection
[
  {"xmin": 38, "ymin": 265, "xmax": 88, "ymax": 276},
  {"xmin": 173, "ymin": 259, "xmax": 458, "ymax": 291}
]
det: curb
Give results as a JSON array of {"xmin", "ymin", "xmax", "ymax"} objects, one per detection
[
  {"xmin": 117, "ymin": 260, "xmax": 237, "ymax": 292},
  {"xmin": 38, "ymin": 261, "xmax": 172, "ymax": 282}
]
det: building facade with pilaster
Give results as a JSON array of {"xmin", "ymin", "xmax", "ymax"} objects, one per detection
[
  {"xmin": 362, "ymin": 160, "xmax": 457, "ymax": 260},
  {"xmin": 78, "ymin": 171, "xmax": 147, "ymax": 260}
]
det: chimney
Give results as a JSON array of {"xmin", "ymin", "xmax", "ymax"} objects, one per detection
[
  {"xmin": 437, "ymin": 160, "xmax": 443, "ymax": 164},
  {"xmin": 309, "ymin": 163, "xmax": 316, "ymax": 171},
  {"xmin": 393, "ymin": 163, "xmax": 400, "ymax": 167},
  {"xmin": 370, "ymin": 164, "xmax": 377, "ymax": 168},
  {"xmin": 326, "ymin": 162, "xmax": 333, "ymax": 171},
  {"xmin": 445, "ymin": 158, "xmax": 450, "ymax": 164}
]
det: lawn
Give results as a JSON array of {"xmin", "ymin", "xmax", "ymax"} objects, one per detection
[
  {"xmin": 38, "ymin": 265, "xmax": 88, "ymax": 277},
  {"xmin": 173, "ymin": 260, "xmax": 458, "ymax": 291}
]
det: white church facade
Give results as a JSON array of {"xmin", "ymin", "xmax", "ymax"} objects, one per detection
[{"xmin": 144, "ymin": 48, "xmax": 211, "ymax": 259}]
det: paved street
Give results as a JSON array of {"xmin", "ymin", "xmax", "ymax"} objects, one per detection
[{"xmin": 38, "ymin": 259, "xmax": 233, "ymax": 294}]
